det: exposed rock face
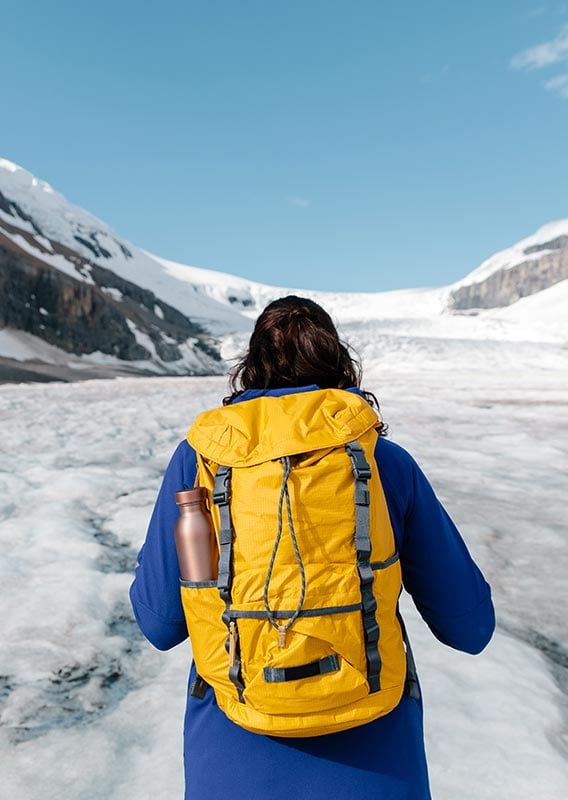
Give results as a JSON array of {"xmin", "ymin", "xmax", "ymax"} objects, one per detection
[
  {"xmin": 1, "ymin": 237, "xmax": 143, "ymax": 361},
  {"xmin": 0, "ymin": 217, "xmax": 221, "ymax": 374},
  {"xmin": 449, "ymin": 235, "xmax": 568, "ymax": 310}
]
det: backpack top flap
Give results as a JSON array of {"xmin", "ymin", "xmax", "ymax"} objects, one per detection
[{"xmin": 187, "ymin": 388, "xmax": 380, "ymax": 466}]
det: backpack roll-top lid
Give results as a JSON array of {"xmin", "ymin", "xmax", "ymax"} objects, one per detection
[{"xmin": 187, "ymin": 388, "xmax": 380, "ymax": 466}]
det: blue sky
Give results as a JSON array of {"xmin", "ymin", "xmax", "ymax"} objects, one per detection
[{"xmin": 2, "ymin": 1, "xmax": 568, "ymax": 291}]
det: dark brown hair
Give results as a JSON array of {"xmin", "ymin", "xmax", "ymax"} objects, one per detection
[{"xmin": 224, "ymin": 295, "xmax": 387, "ymax": 434}]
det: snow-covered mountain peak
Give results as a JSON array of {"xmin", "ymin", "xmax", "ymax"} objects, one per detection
[
  {"xmin": 453, "ymin": 217, "xmax": 568, "ymax": 290},
  {"xmin": 0, "ymin": 158, "xmax": 117, "ymax": 254}
]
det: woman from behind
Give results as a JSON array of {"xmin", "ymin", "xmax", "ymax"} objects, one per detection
[{"xmin": 130, "ymin": 294, "xmax": 495, "ymax": 800}]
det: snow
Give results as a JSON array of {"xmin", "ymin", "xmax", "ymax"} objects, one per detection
[
  {"xmin": 0, "ymin": 158, "xmax": 20, "ymax": 173},
  {"xmin": 147, "ymin": 251, "xmax": 451, "ymax": 325},
  {"xmin": 0, "ymin": 346, "xmax": 567, "ymax": 800},
  {"xmin": 0, "ymin": 329, "xmax": 80, "ymax": 364},
  {"xmin": 490, "ymin": 279, "xmax": 568, "ymax": 340},
  {"xmin": 125, "ymin": 319, "xmax": 156, "ymax": 360},
  {"xmin": 33, "ymin": 235, "xmax": 53, "ymax": 252},
  {"xmin": 101, "ymin": 287, "xmax": 124, "ymax": 302},
  {"xmin": 133, "ymin": 251, "xmax": 266, "ymax": 334}
]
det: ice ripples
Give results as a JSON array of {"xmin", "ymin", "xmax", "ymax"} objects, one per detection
[
  {"xmin": 0, "ymin": 505, "xmax": 143, "ymax": 743},
  {"xmin": 0, "ymin": 377, "xmax": 223, "ymax": 754}
]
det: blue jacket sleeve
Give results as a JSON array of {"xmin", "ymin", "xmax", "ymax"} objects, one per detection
[
  {"xmin": 376, "ymin": 438, "xmax": 495, "ymax": 655},
  {"xmin": 129, "ymin": 440, "xmax": 197, "ymax": 651}
]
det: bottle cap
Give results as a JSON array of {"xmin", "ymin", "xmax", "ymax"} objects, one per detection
[{"xmin": 175, "ymin": 487, "xmax": 207, "ymax": 505}]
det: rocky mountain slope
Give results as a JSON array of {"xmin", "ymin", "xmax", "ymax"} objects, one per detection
[{"xmin": 0, "ymin": 161, "xmax": 223, "ymax": 380}]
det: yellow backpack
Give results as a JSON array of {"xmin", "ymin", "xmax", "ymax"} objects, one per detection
[{"xmin": 181, "ymin": 388, "xmax": 416, "ymax": 737}]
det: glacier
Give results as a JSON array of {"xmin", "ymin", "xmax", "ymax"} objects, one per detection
[{"xmin": 0, "ymin": 335, "xmax": 567, "ymax": 799}]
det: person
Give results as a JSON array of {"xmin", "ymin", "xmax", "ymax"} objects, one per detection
[{"xmin": 130, "ymin": 295, "xmax": 495, "ymax": 800}]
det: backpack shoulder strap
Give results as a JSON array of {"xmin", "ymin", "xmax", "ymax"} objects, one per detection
[
  {"xmin": 346, "ymin": 440, "xmax": 381, "ymax": 693},
  {"xmin": 212, "ymin": 464, "xmax": 245, "ymax": 703}
]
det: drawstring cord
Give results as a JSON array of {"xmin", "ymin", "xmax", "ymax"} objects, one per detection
[{"xmin": 263, "ymin": 456, "xmax": 306, "ymax": 647}]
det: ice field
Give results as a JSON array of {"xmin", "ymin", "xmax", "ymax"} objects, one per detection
[{"xmin": 1, "ymin": 333, "xmax": 567, "ymax": 799}]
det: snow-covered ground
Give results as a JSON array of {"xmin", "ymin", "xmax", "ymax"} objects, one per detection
[{"xmin": 1, "ymin": 332, "xmax": 567, "ymax": 800}]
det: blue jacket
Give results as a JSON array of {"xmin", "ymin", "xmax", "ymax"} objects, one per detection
[{"xmin": 130, "ymin": 386, "xmax": 495, "ymax": 799}]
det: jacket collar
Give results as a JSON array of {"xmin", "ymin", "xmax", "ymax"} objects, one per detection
[{"xmin": 234, "ymin": 385, "xmax": 364, "ymax": 404}]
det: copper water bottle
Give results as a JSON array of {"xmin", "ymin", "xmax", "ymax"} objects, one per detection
[{"xmin": 174, "ymin": 488, "xmax": 217, "ymax": 581}]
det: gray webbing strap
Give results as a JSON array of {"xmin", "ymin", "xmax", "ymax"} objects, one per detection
[
  {"xmin": 396, "ymin": 608, "xmax": 421, "ymax": 700},
  {"xmin": 346, "ymin": 441, "xmax": 381, "ymax": 694},
  {"xmin": 213, "ymin": 465, "xmax": 233, "ymax": 602},
  {"xmin": 213, "ymin": 465, "xmax": 245, "ymax": 703},
  {"xmin": 263, "ymin": 654, "xmax": 339, "ymax": 683},
  {"xmin": 228, "ymin": 646, "xmax": 245, "ymax": 702},
  {"xmin": 370, "ymin": 552, "xmax": 400, "ymax": 571}
]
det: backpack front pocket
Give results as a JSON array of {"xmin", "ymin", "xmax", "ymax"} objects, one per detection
[
  {"xmin": 243, "ymin": 648, "xmax": 369, "ymax": 714},
  {"xmin": 236, "ymin": 606, "xmax": 369, "ymax": 714}
]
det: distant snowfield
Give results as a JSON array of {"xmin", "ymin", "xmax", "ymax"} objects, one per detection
[
  {"xmin": 1, "ymin": 338, "xmax": 567, "ymax": 800},
  {"xmin": 149, "ymin": 251, "xmax": 568, "ymax": 344}
]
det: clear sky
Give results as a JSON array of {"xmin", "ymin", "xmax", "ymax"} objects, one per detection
[{"xmin": 2, "ymin": 0, "xmax": 568, "ymax": 291}]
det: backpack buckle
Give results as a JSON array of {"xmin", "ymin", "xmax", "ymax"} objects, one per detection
[
  {"xmin": 346, "ymin": 443, "xmax": 372, "ymax": 480},
  {"xmin": 213, "ymin": 466, "xmax": 231, "ymax": 505}
]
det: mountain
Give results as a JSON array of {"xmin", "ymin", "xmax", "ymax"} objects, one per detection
[
  {"xmin": 449, "ymin": 219, "xmax": 568, "ymax": 310},
  {"xmin": 0, "ymin": 160, "xmax": 229, "ymax": 381},
  {"xmin": 0, "ymin": 158, "xmax": 566, "ymax": 382}
]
